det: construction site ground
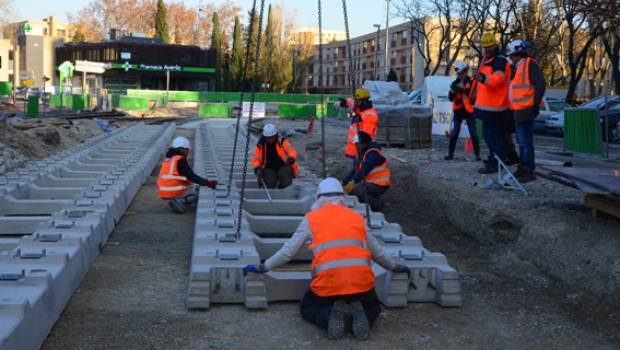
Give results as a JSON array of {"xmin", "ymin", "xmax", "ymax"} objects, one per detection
[{"xmin": 12, "ymin": 112, "xmax": 615, "ymax": 349}]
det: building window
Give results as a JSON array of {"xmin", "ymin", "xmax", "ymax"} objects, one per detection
[
  {"xmin": 9, "ymin": 50, "xmax": 13, "ymax": 60},
  {"xmin": 43, "ymin": 28, "xmax": 48, "ymax": 35}
]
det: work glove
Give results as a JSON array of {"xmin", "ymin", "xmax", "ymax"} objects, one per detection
[
  {"xmin": 243, "ymin": 264, "xmax": 266, "ymax": 275},
  {"xmin": 343, "ymin": 181, "xmax": 355, "ymax": 195},
  {"xmin": 286, "ymin": 157, "xmax": 296, "ymax": 165},
  {"xmin": 393, "ymin": 264, "xmax": 411, "ymax": 277},
  {"xmin": 203, "ymin": 179, "xmax": 217, "ymax": 189}
]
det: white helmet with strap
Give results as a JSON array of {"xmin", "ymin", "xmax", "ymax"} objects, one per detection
[
  {"xmin": 263, "ymin": 123, "xmax": 278, "ymax": 137},
  {"xmin": 171, "ymin": 137, "xmax": 190, "ymax": 149},
  {"xmin": 506, "ymin": 40, "xmax": 529, "ymax": 56},
  {"xmin": 454, "ymin": 61, "xmax": 469, "ymax": 73}
]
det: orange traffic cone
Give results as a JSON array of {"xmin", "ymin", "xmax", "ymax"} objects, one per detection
[{"xmin": 464, "ymin": 137, "xmax": 473, "ymax": 153}]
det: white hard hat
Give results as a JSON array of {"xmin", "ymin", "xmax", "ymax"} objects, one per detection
[
  {"xmin": 317, "ymin": 177, "xmax": 344, "ymax": 197},
  {"xmin": 454, "ymin": 61, "xmax": 469, "ymax": 73},
  {"xmin": 171, "ymin": 136, "xmax": 190, "ymax": 149},
  {"xmin": 263, "ymin": 123, "xmax": 278, "ymax": 137},
  {"xmin": 506, "ymin": 39, "xmax": 528, "ymax": 56}
]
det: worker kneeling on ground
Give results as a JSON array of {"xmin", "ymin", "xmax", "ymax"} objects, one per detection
[
  {"xmin": 243, "ymin": 178, "xmax": 410, "ymax": 340},
  {"xmin": 344, "ymin": 88, "xmax": 379, "ymax": 162},
  {"xmin": 342, "ymin": 131, "xmax": 391, "ymax": 211},
  {"xmin": 156, "ymin": 136, "xmax": 217, "ymax": 214},
  {"xmin": 251, "ymin": 123, "xmax": 298, "ymax": 189}
]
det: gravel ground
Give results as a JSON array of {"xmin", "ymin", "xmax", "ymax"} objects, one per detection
[{"xmin": 40, "ymin": 118, "xmax": 620, "ymax": 349}]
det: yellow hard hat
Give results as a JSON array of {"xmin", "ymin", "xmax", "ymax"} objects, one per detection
[
  {"xmin": 481, "ymin": 32, "xmax": 497, "ymax": 48},
  {"xmin": 354, "ymin": 87, "xmax": 370, "ymax": 100}
]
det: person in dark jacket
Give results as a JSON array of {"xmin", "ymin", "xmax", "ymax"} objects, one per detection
[
  {"xmin": 342, "ymin": 131, "xmax": 391, "ymax": 211},
  {"xmin": 446, "ymin": 61, "xmax": 481, "ymax": 161},
  {"xmin": 507, "ymin": 40, "xmax": 546, "ymax": 183},
  {"xmin": 156, "ymin": 137, "xmax": 217, "ymax": 214}
]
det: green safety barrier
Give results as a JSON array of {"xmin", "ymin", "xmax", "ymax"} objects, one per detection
[
  {"xmin": 111, "ymin": 95, "xmax": 121, "ymax": 108},
  {"xmin": 125, "ymin": 89, "xmax": 346, "ymax": 104},
  {"xmin": 564, "ymin": 108, "xmax": 603, "ymax": 155},
  {"xmin": 72, "ymin": 94, "xmax": 89, "ymax": 112},
  {"xmin": 199, "ymin": 103, "xmax": 231, "ymax": 118},
  {"xmin": 27, "ymin": 96, "xmax": 39, "ymax": 118},
  {"xmin": 278, "ymin": 104, "xmax": 323, "ymax": 119},
  {"xmin": 0, "ymin": 82, "xmax": 12, "ymax": 95},
  {"xmin": 50, "ymin": 94, "xmax": 73, "ymax": 109},
  {"xmin": 119, "ymin": 96, "xmax": 149, "ymax": 110}
]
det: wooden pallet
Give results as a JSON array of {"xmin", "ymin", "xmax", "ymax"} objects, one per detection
[{"xmin": 584, "ymin": 193, "xmax": 620, "ymax": 220}]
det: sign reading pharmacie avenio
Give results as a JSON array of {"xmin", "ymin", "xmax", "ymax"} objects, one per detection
[{"xmin": 108, "ymin": 62, "xmax": 215, "ymax": 74}]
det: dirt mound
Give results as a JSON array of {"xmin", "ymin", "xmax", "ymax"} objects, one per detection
[{"xmin": 0, "ymin": 116, "xmax": 104, "ymax": 172}]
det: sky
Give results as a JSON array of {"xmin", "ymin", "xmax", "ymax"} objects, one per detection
[{"xmin": 13, "ymin": 0, "xmax": 405, "ymax": 37}]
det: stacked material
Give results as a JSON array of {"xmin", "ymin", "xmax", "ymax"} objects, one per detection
[{"xmin": 375, "ymin": 104, "xmax": 433, "ymax": 149}]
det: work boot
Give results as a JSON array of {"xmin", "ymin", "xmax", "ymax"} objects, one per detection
[
  {"xmin": 168, "ymin": 198, "xmax": 185, "ymax": 214},
  {"xmin": 516, "ymin": 168, "xmax": 537, "ymax": 183},
  {"xmin": 327, "ymin": 300, "xmax": 348, "ymax": 340},
  {"xmin": 513, "ymin": 165, "xmax": 527, "ymax": 178},
  {"xmin": 478, "ymin": 162, "xmax": 497, "ymax": 174},
  {"xmin": 444, "ymin": 154, "xmax": 454, "ymax": 160},
  {"xmin": 350, "ymin": 300, "xmax": 370, "ymax": 341},
  {"xmin": 368, "ymin": 197, "xmax": 384, "ymax": 212}
]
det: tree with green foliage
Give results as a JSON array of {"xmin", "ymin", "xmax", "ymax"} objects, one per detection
[
  {"xmin": 230, "ymin": 16, "xmax": 243, "ymax": 91},
  {"xmin": 261, "ymin": 5, "xmax": 275, "ymax": 91},
  {"xmin": 155, "ymin": 0, "xmax": 170, "ymax": 44},
  {"xmin": 72, "ymin": 29, "xmax": 86, "ymax": 43},
  {"xmin": 211, "ymin": 12, "xmax": 224, "ymax": 91},
  {"xmin": 243, "ymin": 8, "xmax": 261, "ymax": 90}
]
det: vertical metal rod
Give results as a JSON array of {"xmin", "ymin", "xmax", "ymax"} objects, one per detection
[
  {"xmin": 166, "ymin": 70, "xmax": 170, "ymax": 104},
  {"xmin": 373, "ymin": 25, "xmax": 380, "ymax": 80},
  {"xmin": 227, "ymin": 0, "xmax": 259, "ymax": 196},
  {"xmin": 318, "ymin": 0, "xmax": 327, "ymax": 178},
  {"xmin": 384, "ymin": 0, "xmax": 390, "ymax": 79},
  {"xmin": 235, "ymin": 0, "xmax": 266, "ymax": 239}
]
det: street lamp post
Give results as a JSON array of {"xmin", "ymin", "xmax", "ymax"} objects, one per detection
[
  {"xmin": 373, "ymin": 24, "xmax": 380, "ymax": 80},
  {"xmin": 384, "ymin": 0, "xmax": 390, "ymax": 80}
]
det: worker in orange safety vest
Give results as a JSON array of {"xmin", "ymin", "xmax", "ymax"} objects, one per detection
[
  {"xmin": 243, "ymin": 177, "xmax": 410, "ymax": 340},
  {"xmin": 507, "ymin": 39, "xmax": 546, "ymax": 183},
  {"xmin": 473, "ymin": 33, "xmax": 518, "ymax": 174},
  {"xmin": 251, "ymin": 123, "xmax": 299, "ymax": 189},
  {"xmin": 156, "ymin": 136, "xmax": 217, "ymax": 214},
  {"xmin": 344, "ymin": 88, "xmax": 379, "ymax": 162},
  {"xmin": 342, "ymin": 131, "xmax": 391, "ymax": 211}
]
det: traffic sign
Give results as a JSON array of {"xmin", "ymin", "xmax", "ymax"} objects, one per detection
[{"xmin": 23, "ymin": 23, "xmax": 32, "ymax": 33}]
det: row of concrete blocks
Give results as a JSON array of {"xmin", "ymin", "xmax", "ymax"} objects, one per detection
[
  {"xmin": 0, "ymin": 122, "xmax": 176, "ymax": 350},
  {"xmin": 185, "ymin": 120, "xmax": 462, "ymax": 310}
]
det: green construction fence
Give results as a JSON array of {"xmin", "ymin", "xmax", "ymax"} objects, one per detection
[
  {"xmin": 119, "ymin": 96, "xmax": 149, "ymax": 111},
  {"xmin": 72, "ymin": 94, "xmax": 89, "ymax": 112},
  {"xmin": 564, "ymin": 108, "xmax": 603, "ymax": 155},
  {"xmin": 199, "ymin": 103, "xmax": 231, "ymax": 118},
  {"xmin": 0, "ymin": 82, "xmax": 12, "ymax": 95},
  {"xmin": 50, "ymin": 94, "xmax": 75, "ymax": 109},
  {"xmin": 125, "ymin": 89, "xmax": 346, "ymax": 104}
]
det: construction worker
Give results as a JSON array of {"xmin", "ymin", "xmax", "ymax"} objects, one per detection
[
  {"xmin": 507, "ymin": 39, "xmax": 546, "ymax": 183},
  {"xmin": 342, "ymin": 131, "xmax": 391, "ymax": 211},
  {"xmin": 156, "ymin": 136, "xmax": 217, "ymax": 214},
  {"xmin": 344, "ymin": 88, "xmax": 379, "ymax": 162},
  {"xmin": 251, "ymin": 123, "xmax": 298, "ymax": 189},
  {"xmin": 473, "ymin": 33, "xmax": 517, "ymax": 174},
  {"xmin": 243, "ymin": 177, "xmax": 410, "ymax": 340},
  {"xmin": 445, "ymin": 61, "xmax": 481, "ymax": 161}
]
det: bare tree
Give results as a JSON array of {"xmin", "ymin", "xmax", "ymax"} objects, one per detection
[
  {"xmin": 0, "ymin": 0, "xmax": 13, "ymax": 28},
  {"xmin": 395, "ymin": 0, "xmax": 474, "ymax": 76}
]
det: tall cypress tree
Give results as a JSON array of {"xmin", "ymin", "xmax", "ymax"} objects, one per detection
[
  {"xmin": 261, "ymin": 5, "xmax": 274, "ymax": 92},
  {"xmin": 243, "ymin": 9, "xmax": 261, "ymax": 90},
  {"xmin": 211, "ymin": 12, "xmax": 223, "ymax": 91},
  {"xmin": 230, "ymin": 16, "xmax": 243, "ymax": 91},
  {"xmin": 155, "ymin": 0, "xmax": 170, "ymax": 44}
]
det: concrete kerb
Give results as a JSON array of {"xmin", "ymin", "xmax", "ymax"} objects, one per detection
[
  {"xmin": 186, "ymin": 119, "xmax": 462, "ymax": 310},
  {"xmin": 0, "ymin": 122, "xmax": 176, "ymax": 350}
]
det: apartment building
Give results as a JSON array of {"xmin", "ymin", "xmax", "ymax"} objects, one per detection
[
  {"xmin": 291, "ymin": 27, "xmax": 348, "ymax": 45},
  {"xmin": 308, "ymin": 19, "xmax": 477, "ymax": 94}
]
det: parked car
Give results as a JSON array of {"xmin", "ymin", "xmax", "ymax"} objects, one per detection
[
  {"xmin": 533, "ymin": 97, "xmax": 570, "ymax": 132},
  {"xmin": 545, "ymin": 96, "xmax": 620, "ymax": 134}
]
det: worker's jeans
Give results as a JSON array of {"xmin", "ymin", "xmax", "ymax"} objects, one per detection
[
  {"xmin": 500, "ymin": 112, "xmax": 519, "ymax": 164},
  {"xmin": 261, "ymin": 166, "xmax": 294, "ymax": 189},
  {"xmin": 476, "ymin": 110, "xmax": 504, "ymax": 165},
  {"xmin": 300, "ymin": 288, "xmax": 381, "ymax": 329},
  {"xmin": 352, "ymin": 183, "xmax": 388, "ymax": 211},
  {"xmin": 515, "ymin": 119, "xmax": 535, "ymax": 171},
  {"xmin": 448, "ymin": 110, "xmax": 480, "ymax": 157}
]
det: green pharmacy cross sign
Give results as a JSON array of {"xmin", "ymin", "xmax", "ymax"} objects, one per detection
[{"xmin": 23, "ymin": 23, "xmax": 32, "ymax": 32}]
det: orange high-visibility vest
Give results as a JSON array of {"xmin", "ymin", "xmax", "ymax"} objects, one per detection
[
  {"xmin": 156, "ymin": 155, "xmax": 192, "ymax": 198},
  {"xmin": 474, "ymin": 55, "xmax": 512, "ymax": 112},
  {"xmin": 306, "ymin": 202, "xmax": 375, "ymax": 297},
  {"xmin": 356, "ymin": 147, "xmax": 391, "ymax": 187},
  {"xmin": 345, "ymin": 107, "xmax": 379, "ymax": 158},
  {"xmin": 452, "ymin": 79, "xmax": 474, "ymax": 114},
  {"xmin": 509, "ymin": 57, "xmax": 536, "ymax": 111},
  {"xmin": 250, "ymin": 136, "xmax": 299, "ymax": 176}
]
